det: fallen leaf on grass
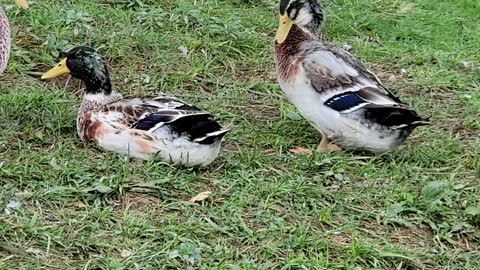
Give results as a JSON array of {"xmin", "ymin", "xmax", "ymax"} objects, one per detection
[
  {"xmin": 189, "ymin": 191, "xmax": 212, "ymax": 203},
  {"xmin": 399, "ymin": 3, "xmax": 415, "ymax": 13},
  {"xmin": 73, "ymin": 201, "xmax": 86, "ymax": 208},
  {"xmin": 4, "ymin": 198, "xmax": 21, "ymax": 215},
  {"xmin": 462, "ymin": 61, "xmax": 473, "ymax": 69},
  {"xmin": 178, "ymin": 45, "xmax": 189, "ymax": 57},
  {"xmin": 286, "ymin": 111, "xmax": 303, "ymax": 121},
  {"xmin": 120, "ymin": 249, "xmax": 133, "ymax": 258},
  {"xmin": 289, "ymin": 147, "xmax": 313, "ymax": 155},
  {"xmin": 26, "ymin": 247, "xmax": 44, "ymax": 256},
  {"xmin": 342, "ymin": 43, "xmax": 352, "ymax": 51}
]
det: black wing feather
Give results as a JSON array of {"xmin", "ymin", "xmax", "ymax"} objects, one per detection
[
  {"xmin": 364, "ymin": 107, "xmax": 429, "ymax": 128},
  {"xmin": 168, "ymin": 114, "xmax": 223, "ymax": 142},
  {"xmin": 132, "ymin": 112, "xmax": 225, "ymax": 144},
  {"xmin": 325, "ymin": 91, "xmax": 368, "ymax": 112},
  {"xmin": 113, "ymin": 95, "xmax": 227, "ymax": 144},
  {"xmin": 132, "ymin": 113, "xmax": 179, "ymax": 130}
]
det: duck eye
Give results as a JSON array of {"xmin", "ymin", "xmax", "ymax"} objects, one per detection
[{"xmin": 289, "ymin": 8, "xmax": 298, "ymax": 20}]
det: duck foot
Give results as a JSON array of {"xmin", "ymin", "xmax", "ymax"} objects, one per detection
[
  {"xmin": 316, "ymin": 135, "xmax": 342, "ymax": 152},
  {"xmin": 289, "ymin": 147, "xmax": 313, "ymax": 155},
  {"xmin": 316, "ymin": 143, "xmax": 342, "ymax": 152}
]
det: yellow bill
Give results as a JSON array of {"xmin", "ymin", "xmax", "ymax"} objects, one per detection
[
  {"xmin": 14, "ymin": 0, "xmax": 29, "ymax": 9},
  {"xmin": 275, "ymin": 14, "xmax": 293, "ymax": 44},
  {"xmin": 41, "ymin": 58, "xmax": 70, "ymax": 80}
]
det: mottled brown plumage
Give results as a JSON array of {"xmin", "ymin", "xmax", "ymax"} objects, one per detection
[
  {"xmin": 274, "ymin": 0, "xmax": 428, "ymax": 153},
  {"xmin": 0, "ymin": 5, "xmax": 12, "ymax": 74},
  {"xmin": 76, "ymin": 95, "xmax": 121, "ymax": 143},
  {"xmin": 275, "ymin": 25, "xmax": 311, "ymax": 81},
  {"xmin": 43, "ymin": 46, "xmax": 229, "ymax": 166},
  {"xmin": 0, "ymin": 1, "xmax": 28, "ymax": 75}
]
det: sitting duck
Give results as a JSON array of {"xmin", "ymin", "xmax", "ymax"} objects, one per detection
[
  {"xmin": 274, "ymin": 0, "xmax": 429, "ymax": 153},
  {"xmin": 42, "ymin": 46, "xmax": 229, "ymax": 167}
]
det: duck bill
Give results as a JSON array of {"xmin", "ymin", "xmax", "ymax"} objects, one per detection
[
  {"xmin": 275, "ymin": 14, "xmax": 293, "ymax": 44},
  {"xmin": 14, "ymin": 0, "xmax": 29, "ymax": 9},
  {"xmin": 41, "ymin": 58, "xmax": 70, "ymax": 80}
]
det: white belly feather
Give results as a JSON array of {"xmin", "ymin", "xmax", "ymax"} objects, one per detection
[
  {"xmin": 279, "ymin": 71, "xmax": 402, "ymax": 153},
  {"xmin": 91, "ymin": 113, "xmax": 222, "ymax": 167}
]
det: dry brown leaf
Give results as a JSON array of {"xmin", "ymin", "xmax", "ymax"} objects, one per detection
[
  {"xmin": 289, "ymin": 147, "xmax": 313, "ymax": 155},
  {"xmin": 264, "ymin": 148, "xmax": 277, "ymax": 156},
  {"xmin": 189, "ymin": 191, "xmax": 212, "ymax": 203},
  {"xmin": 399, "ymin": 3, "xmax": 415, "ymax": 13},
  {"xmin": 73, "ymin": 201, "xmax": 86, "ymax": 208}
]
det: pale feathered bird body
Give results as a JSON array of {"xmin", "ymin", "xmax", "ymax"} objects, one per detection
[
  {"xmin": 77, "ymin": 93, "xmax": 229, "ymax": 166},
  {"xmin": 276, "ymin": 23, "xmax": 428, "ymax": 153},
  {"xmin": 42, "ymin": 46, "xmax": 229, "ymax": 167}
]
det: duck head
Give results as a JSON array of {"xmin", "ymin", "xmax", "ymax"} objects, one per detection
[
  {"xmin": 275, "ymin": 0, "xmax": 324, "ymax": 44},
  {"xmin": 42, "ymin": 46, "xmax": 112, "ymax": 95}
]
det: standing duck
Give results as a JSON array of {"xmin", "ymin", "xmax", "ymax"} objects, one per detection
[
  {"xmin": 0, "ymin": 0, "xmax": 28, "ymax": 74},
  {"xmin": 274, "ymin": 0, "xmax": 429, "ymax": 153},
  {"xmin": 41, "ymin": 46, "xmax": 229, "ymax": 167}
]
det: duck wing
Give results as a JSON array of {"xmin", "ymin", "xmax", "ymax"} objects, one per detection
[
  {"xmin": 104, "ymin": 96, "xmax": 228, "ymax": 143},
  {"xmin": 302, "ymin": 42, "xmax": 429, "ymax": 128}
]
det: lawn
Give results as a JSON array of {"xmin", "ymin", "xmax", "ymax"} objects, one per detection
[{"xmin": 1, "ymin": 0, "xmax": 479, "ymax": 269}]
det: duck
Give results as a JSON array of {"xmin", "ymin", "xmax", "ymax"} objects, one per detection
[
  {"xmin": 41, "ymin": 46, "xmax": 230, "ymax": 167},
  {"xmin": 0, "ymin": 0, "xmax": 28, "ymax": 74},
  {"xmin": 274, "ymin": 0, "xmax": 429, "ymax": 153}
]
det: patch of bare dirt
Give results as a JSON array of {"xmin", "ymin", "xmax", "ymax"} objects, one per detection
[
  {"xmin": 369, "ymin": 63, "xmax": 419, "ymax": 98},
  {"xmin": 245, "ymin": 98, "xmax": 279, "ymax": 120},
  {"xmin": 360, "ymin": 221, "xmax": 435, "ymax": 249},
  {"xmin": 222, "ymin": 143, "xmax": 241, "ymax": 154},
  {"xmin": 425, "ymin": 91, "xmax": 479, "ymax": 140},
  {"xmin": 330, "ymin": 232, "xmax": 352, "ymax": 247},
  {"xmin": 361, "ymin": 221, "xmax": 479, "ymax": 252},
  {"xmin": 451, "ymin": 233, "xmax": 480, "ymax": 252},
  {"xmin": 114, "ymin": 192, "xmax": 162, "ymax": 216},
  {"xmin": 229, "ymin": 64, "xmax": 276, "ymax": 83},
  {"xmin": 389, "ymin": 225, "xmax": 435, "ymax": 250}
]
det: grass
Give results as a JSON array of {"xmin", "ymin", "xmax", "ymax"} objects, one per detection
[{"xmin": 1, "ymin": 0, "xmax": 479, "ymax": 269}]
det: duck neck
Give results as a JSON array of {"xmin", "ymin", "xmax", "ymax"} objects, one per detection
[
  {"xmin": 83, "ymin": 71, "xmax": 113, "ymax": 96},
  {"xmin": 275, "ymin": 24, "xmax": 314, "ymax": 80},
  {"xmin": 77, "ymin": 80, "xmax": 122, "ymax": 142},
  {"xmin": 79, "ymin": 73, "xmax": 120, "ymax": 114},
  {"xmin": 0, "ymin": 5, "xmax": 11, "ymax": 74},
  {"xmin": 80, "ymin": 84, "xmax": 120, "ymax": 111},
  {"xmin": 277, "ymin": 24, "xmax": 315, "ymax": 54}
]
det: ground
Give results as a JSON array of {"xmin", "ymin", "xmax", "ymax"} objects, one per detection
[{"xmin": 0, "ymin": 0, "xmax": 479, "ymax": 269}]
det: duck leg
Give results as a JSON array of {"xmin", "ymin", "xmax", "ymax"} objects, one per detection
[{"xmin": 316, "ymin": 133, "xmax": 341, "ymax": 152}]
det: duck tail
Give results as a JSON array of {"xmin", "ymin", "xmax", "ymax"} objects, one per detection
[
  {"xmin": 165, "ymin": 113, "xmax": 229, "ymax": 144},
  {"xmin": 364, "ymin": 107, "xmax": 430, "ymax": 130},
  {"xmin": 194, "ymin": 128, "xmax": 230, "ymax": 144},
  {"xmin": 410, "ymin": 116, "xmax": 430, "ymax": 127}
]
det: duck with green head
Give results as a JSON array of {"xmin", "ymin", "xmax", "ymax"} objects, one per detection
[
  {"xmin": 42, "ymin": 46, "xmax": 230, "ymax": 167},
  {"xmin": 0, "ymin": 0, "xmax": 28, "ymax": 74}
]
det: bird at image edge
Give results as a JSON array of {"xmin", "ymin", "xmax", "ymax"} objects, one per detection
[
  {"xmin": 0, "ymin": 0, "xmax": 29, "ymax": 74},
  {"xmin": 274, "ymin": 0, "xmax": 429, "ymax": 153},
  {"xmin": 42, "ymin": 46, "xmax": 230, "ymax": 167}
]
